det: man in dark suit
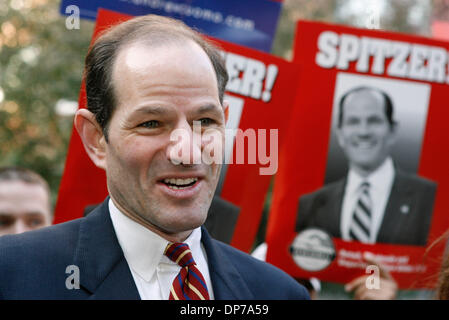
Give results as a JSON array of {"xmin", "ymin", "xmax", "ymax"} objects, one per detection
[
  {"xmin": 296, "ymin": 86, "xmax": 436, "ymax": 246},
  {"xmin": 0, "ymin": 14, "xmax": 308, "ymax": 300}
]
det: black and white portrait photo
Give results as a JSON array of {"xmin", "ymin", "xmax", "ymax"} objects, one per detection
[{"xmin": 296, "ymin": 73, "xmax": 437, "ymax": 246}]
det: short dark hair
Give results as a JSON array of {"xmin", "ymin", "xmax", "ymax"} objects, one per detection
[
  {"xmin": 337, "ymin": 86, "xmax": 396, "ymax": 128},
  {"xmin": 84, "ymin": 14, "xmax": 229, "ymax": 141},
  {"xmin": 0, "ymin": 166, "xmax": 50, "ymax": 197}
]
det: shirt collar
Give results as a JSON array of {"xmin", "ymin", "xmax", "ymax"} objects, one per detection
[
  {"xmin": 108, "ymin": 198, "xmax": 202, "ymax": 282},
  {"xmin": 347, "ymin": 157, "xmax": 395, "ymax": 194}
]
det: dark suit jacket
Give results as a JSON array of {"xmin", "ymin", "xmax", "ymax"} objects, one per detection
[
  {"xmin": 296, "ymin": 171, "xmax": 437, "ymax": 246},
  {"xmin": 0, "ymin": 198, "xmax": 309, "ymax": 300}
]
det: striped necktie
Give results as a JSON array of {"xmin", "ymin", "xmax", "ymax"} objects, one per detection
[
  {"xmin": 164, "ymin": 243, "xmax": 210, "ymax": 300},
  {"xmin": 349, "ymin": 182, "xmax": 372, "ymax": 243}
]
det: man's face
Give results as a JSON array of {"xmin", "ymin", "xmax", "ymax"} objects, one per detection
[
  {"xmin": 0, "ymin": 181, "xmax": 52, "ymax": 236},
  {"xmin": 336, "ymin": 90, "xmax": 396, "ymax": 175},
  {"xmin": 104, "ymin": 40, "xmax": 225, "ymax": 240}
]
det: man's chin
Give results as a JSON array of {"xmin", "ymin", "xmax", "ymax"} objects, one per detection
[
  {"xmin": 352, "ymin": 161, "xmax": 383, "ymax": 173},
  {"xmin": 161, "ymin": 211, "xmax": 208, "ymax": 232}
]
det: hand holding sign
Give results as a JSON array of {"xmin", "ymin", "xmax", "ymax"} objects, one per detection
[{"xmin": 345, "ymin": 252, "xmax": 398, "ymax": 300}]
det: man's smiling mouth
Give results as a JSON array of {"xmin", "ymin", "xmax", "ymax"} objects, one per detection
[
  {"xmin": 162, "ymin": 177, "xmax": 199, "ymax": 190},
  {"xmin": 353, "ymin": 140, "xmax": 376, "ymax": 149}
]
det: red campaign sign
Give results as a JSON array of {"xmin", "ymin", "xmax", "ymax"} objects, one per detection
[
  {"xmin": 266, "ymin": 20, "xmax": 449, "ymax": 289},
  {"xmin": 54, "ymin": 9, "xmax": 299, "ymax": 253}
]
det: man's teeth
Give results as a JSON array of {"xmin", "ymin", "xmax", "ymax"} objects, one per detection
[
  {"xmin": 163, "ymin": 178, "xmax": 198, "ymax": 189},
  {"xmin": 355, "ymin": 141, "xmax": 375, "ymax": 148},
  {"xmin": 164, "ymin": 178, "xmax": 198, "ymax": 185}
]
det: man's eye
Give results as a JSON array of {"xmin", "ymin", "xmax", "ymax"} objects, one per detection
[
  {"xmin": 345, "ymin": 118, "xmax": 360, "ymax": 126},
  {"xmin": 0, "ymin": 216, "xmax": 14, "ymax": 227},
  {"xmin": 139, "ymin": 120, "xmax": 160, "ymax": 128},
  {"xmin": 199, "ymin": 118, "xmax": 214, "ymax": 126},
  {"xmin": 368, "ymin": 117, "xmax": 384, "ymax": 125},
  {"xmin": 28, "ymin": 218, "xmax": 44, "ymax": 227}
]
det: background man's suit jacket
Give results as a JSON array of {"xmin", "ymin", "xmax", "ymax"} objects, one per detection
[
  {"xmin": 296, "ymin": 170, "xmax": 437, "ymax": 246},
  {"xmin": 0, "ymin": 198, "xmax": 309, "ymax": 300}
]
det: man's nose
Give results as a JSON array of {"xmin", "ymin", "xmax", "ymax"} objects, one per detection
[
  {"xmin": 166, "ymin": 120, "xmax": 202, "ymax": 166},
  {"xmin": 355, "ymin": 121, "xmax": 372, "ymax": 137},
  {"xmin": 13, "ymin": 219, "xmax": 30, "ymax": 235}
]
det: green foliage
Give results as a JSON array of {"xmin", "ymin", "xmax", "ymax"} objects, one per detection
[{"xmin": 0, "ymin": 0, "xmax": 93, "ymax": 206}]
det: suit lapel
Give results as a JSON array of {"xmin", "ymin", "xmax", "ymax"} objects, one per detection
[
  {"xmin": 201, "ymin": 227, "xmax": 254, "ymax": 300},
  {"xmin": 377, "ymin": 172, "xmax": 414, "ymax": 244},
  {"xmin": 314, "ymin": 179, "xmax": 345, "ymax": 238},
  {"xmin": 73, "ymin": 198, "xmax": 140, "ymax": 300},
  {"xmin": 328, "ymin": 179, "xmax": 345, "ymax": 238}
]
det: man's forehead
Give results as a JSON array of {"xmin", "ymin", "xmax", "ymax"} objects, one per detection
[
  {"xmin": 112, "ymin": 40, "xmax": 217, "ymax": 92},
  {"xmin": 117, "ymin": 42, "xmax": 166, "ymax": 73},
  {"xmin": 343, "ymin": 89, "xmax": 386, "ymax": 115},
  {"xmin": 115, "ymin": 39, "xmax": 209, "ymax": 72},
  {"xmin": 0, "ymin": 181, "xmax": 48, "ymax": 200},
  {"xmin": 111, "ymin": 39, "xmax": 220, "ymax": 111},
  {"xmin": 0, "ymin": 183, "xmax": 51, "ymax": 217}
]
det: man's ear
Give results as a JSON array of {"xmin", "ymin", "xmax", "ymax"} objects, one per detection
[
  {"xmin": 223, "ymin": 99, "xmax": 229, "ymax": 124},
  {"xmin": 74, "ymin": 108, "xmax": 107, "ymax": 170}
]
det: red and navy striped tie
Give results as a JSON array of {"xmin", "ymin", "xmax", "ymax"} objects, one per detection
[
  {"xmin": 164, "ymin": 243, "xmax": 210, "ymax": 300},
  {"xmin": 349, "ymin": 182, "xmax": 372, "ymax": 243}
]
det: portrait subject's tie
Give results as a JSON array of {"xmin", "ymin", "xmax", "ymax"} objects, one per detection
[
  {"xmin": 164, "ymin": 243, "xmax": 210, "ymax": 300},
  {"xmin": 349, "ymin": 182, "xmax": 372, "ymax": 243}
]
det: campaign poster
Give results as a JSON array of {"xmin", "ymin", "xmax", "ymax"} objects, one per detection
[
  {"xmin": 60, "ymin": 0, "xmax": 283, "ymax": 52},
  {"xmin": 266, "ymin": 20, "xmax": 449, "ymax": 289},
  {"xmin": 54, "ymin": 9, "xmax": 300, "ymax": 252}
]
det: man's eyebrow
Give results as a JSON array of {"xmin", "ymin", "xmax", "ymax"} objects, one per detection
[
  {"xmin": 129, "ymin": 104, "xmax": 223, "ymax": 118},
  {"xmin": 0, "ymin": 212, "xmax": 13, "ymax": 217},
  {"xmin": 195, "ymin": 104, "xmax": 223, "ymax": 115},
  {"xmin": 132, "ymin": 105, "xmax": 168, "ymax": 116},
  {"xmin": 24, "ymin": 211, "xmax": 47, "ymax": 216}
]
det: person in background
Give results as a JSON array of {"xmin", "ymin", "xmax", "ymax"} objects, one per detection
[
  {"xmin": 430, "ymin": 230, "xmax": 449, "ymax": 299},
  {"xmin": 437, "ymin": 258, "xmax": 449, "ymax": 299},
  {"xmin": 0, "ymin": 166, "xmax": 52, "ymax": 236}
]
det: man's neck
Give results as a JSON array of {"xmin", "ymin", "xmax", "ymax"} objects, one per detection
[
  {"xmin": 109, "ymin": 196, "xmax": 193, "ymax": 243},
  {"xmin": 349, "ymin": 158, "xmax": 390, "ymax": 179}
]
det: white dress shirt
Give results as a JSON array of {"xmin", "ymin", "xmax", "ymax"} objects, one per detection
[
  {"xmin": 341, "ymin": 157, "xmax": 395, "ymax": 243},
  {"xmin": 108, "ymin": 199, "xmax": 214, "ymax": 300}
]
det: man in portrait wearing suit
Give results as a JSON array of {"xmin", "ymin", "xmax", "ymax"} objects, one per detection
[
  {"xmin": 0, "ymin": 15, "xmax": 308, "ymax": 300},
  {"xmin": 296, "ymin": 86, "xmax": 436, "ymax": 246}
]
